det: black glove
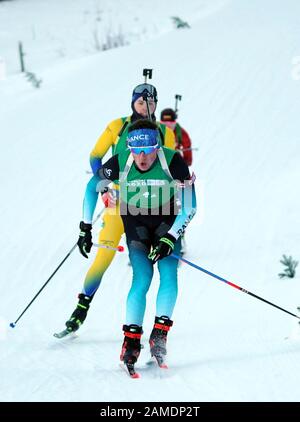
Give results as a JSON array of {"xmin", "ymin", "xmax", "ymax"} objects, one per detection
[
  {"xmin": 77, "ymin": 221, "xmax": 92, "ymax": 258},
  {"xmin": 148, "ymin": 233, "xmax": 176, "ymax": 263}
]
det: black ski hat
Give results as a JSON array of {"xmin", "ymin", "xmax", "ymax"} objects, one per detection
[{"xmin": 160, "ymin": 108, "xmax": 177, "ymax": 121}]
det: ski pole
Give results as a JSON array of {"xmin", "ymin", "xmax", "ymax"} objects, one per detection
[
  {"xmin": 171, "ymin": 253, "xmax": 300, "ymax": 321},
  {"xmin": 142, "ymin": 68, "xmax": 154, "ymax": 121},
  {"xmin": 10, "ymin": 208, "xmax": 105, "ymax": 328},
  {"xmin": 143, "ymin": 91, "xmax": 152, "ymax": 121},
  {"xmin": 93, "ymin": 243, "xmax": 124, "ymax": 252},
  {"xmin": 143, "ymin": 68, "xmax": 152, "ymax": 83},
  {"xmin": 174, "ymin": 94, "xmax": 182, "ymax": 118},
  {"xmin": 179, "ymin": 147, "xmax": 199, "ymax": 152},
  {"xmin": 177, "ymin": 148, "xmax": 199, "ymax": 152}
]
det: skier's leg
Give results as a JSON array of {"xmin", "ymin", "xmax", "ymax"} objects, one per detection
[
  {"xmin": 119, "ymin": 246, "xmax": 152, "ymax": 365},
  {"xmin": 156, "ymin": 239, "xmax": 181, "ymax": 318},
  {"xmin": 126, "ymin": 245, "xmax": 153, "ymax": 326},
  {"xmin": 82, "ymin": 205, "xmax": 124, "ymax": 296},
  {"xmin": 119, "ymin": 215, "xmax": 153, "ymax": 364},
  {"xmin": 65, "ymin": 205, "xmax": 124, "ymax": 331},
  {"xmin": 149, "ymin": 239, "xmax": 181, "ymax": 361}
]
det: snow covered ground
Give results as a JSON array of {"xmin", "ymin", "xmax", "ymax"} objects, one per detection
[{"xmin": 1, "ymin": 0, "xmax": 300, "ymax": 402}]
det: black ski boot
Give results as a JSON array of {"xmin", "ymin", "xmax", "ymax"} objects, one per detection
[
  {"xmin": 120, "ymin": 324, "xmax": 143, "ymax": 364},
  {"xmin": 65, "ymin": 293, "xmax": 93, "ymax": 332},
  {"xmin": 149, "ymin": 315, "xmax": 173, "ymax": 367},
  {"xmin": 120, "ymin": 324, "xmax": 143, "ymax": 377}
]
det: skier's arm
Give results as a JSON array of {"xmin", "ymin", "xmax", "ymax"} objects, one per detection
[
  {"xmin": 168, "ymin": 181, "xmax": 197, "ymax": 239},
  {"xmin": 82, "ymin": 155, "xmax": 120, "ymax": 223},
  {"xmin": 89, "ymin": 118, "xmax": 123, "ymax": 175},
  {"xmin": 167, "ymin": 153, "xmax": 197, "ymax": 239}
]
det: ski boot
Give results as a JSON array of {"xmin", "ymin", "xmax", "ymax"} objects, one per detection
[
  {"xmin": 120, "ymin": 324, "xmax": 143, "ymax": 378},
  {"xmin": 149, "ymin": 315, "xmax": 173, "ymax": 368},
  {"xmin": 65, "ymin": 293, "xmax": 93, "ymax": 333}
]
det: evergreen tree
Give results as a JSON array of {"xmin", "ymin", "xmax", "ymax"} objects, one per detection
[
  {"xmin": 278, "ymin": 254, "xmax": 298, "ymax": 279},
  {"xmin": 171, "ymin": 17, "xmax": 190, "ymax": 29},
  {"xmin": 25, "ymin": 71, "xmax": 42, "ymax": 88}
]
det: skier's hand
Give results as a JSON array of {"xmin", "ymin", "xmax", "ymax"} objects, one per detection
[
  {"xmin": 101, "ymin": 188, "xmax": 118, "ymax": 208},
  {"xmin": 77, "ymin": 221, "xmax": 92, "ymax": 258},
  {"xmin": 148, "ymin": 233, "xmax": 176, "ymax": 263}
]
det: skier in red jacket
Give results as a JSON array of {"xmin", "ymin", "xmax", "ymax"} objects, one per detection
[{"xmin": 160, "ymin": 108, "xmax": 193, "ymax": 166}]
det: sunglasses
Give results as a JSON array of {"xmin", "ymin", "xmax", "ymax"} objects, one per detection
[{"xmin": 128, "ymin": 143, "xmax": 159, "ymax": 155}]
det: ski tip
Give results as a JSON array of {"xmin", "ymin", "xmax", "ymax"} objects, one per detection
[
  {"xmin": 147, "ymin": 357, "xmax": 168, "ymax": 369},
  {"xmin": 53, "ymin": 328, "xmax": 74, "ymax": 339},
  {"xmin": 130, "ymin": 372, "xmax": 140, "ymax": 379},
  {"xmin": 120, "ymin": 363, "xmax": 141, "ymax": 379},
  {"xmin": 9, "ymin": 322, "xmax": 16, "ymax": 328},
  {"xmin": 153, "ymin": 356, "xmax": 168, "ymax": 369}
]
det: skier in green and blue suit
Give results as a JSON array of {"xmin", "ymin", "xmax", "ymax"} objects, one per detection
[{"xmin": 78, "ymin": 119, "xmax": 197, "ymax": 369}]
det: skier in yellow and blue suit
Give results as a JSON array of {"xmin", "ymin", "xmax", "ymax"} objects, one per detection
[{"xmin": 64, "ymin": 83, "xmax": 176, "ymax": 332}]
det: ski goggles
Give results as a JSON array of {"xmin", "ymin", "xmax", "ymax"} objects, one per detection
[
  {"xmin": 129, "ymin": 143, "xmax": 159, "ymax": 155},
  {"xmin": 132, "ymin": 83, "xmax": 158, "ymax": 101}
]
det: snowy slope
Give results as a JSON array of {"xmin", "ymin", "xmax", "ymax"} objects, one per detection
[
  {"xmin": 0, "ymin": 0, "xmax": 227, "ymax": 75},
  {"xmin": 1, "ymin": 0, "xmax": 300, "ymax": 402}
]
